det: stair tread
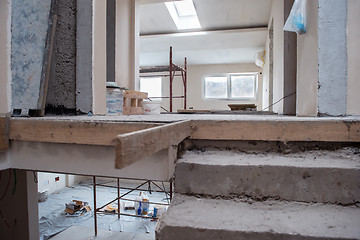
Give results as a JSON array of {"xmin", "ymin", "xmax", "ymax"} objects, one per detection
[
  {"xmin": 179, "ymin": 148, "xmax": 360, "ymax": 169},
  {"xmin": 158, "ymin": 195, "xmax": 360, "ymax": 239}
]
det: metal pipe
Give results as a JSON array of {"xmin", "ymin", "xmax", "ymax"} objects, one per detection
[
  {"xmin": 120, "ymin": 197, "xmax": 169, "ymax": 206},
  {"xmin": 169, "ymin": 46, "xmax": 173, "ymax": 112},
  {"xmin": 184, "ymin": 57, "xmax": 187, "ymax": 109},
  {"xmin": 117, "ymin": 178, "xmax": 120, "ymax": 219},
  {"xmin": 94, "ymin": 183, "xmax": 169, "ymax": 194},
  {"xmin": 93, "ymin": 176, "xmax": 97, "ymax": 236},
  {"xmin": 97, "ymin": 181, "xmax": 149, "ymax": 211}
]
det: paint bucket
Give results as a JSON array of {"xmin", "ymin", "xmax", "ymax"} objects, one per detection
[
  {"xmin": 106, "ymin": 87, "xmax": 123, "ymax": 115},
  {"xmin": 142, "ymin": 100, "xmax": 161, "ymax": 115}
]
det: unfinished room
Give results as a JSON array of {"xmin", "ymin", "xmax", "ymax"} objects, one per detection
[{"xmin": 0, "ymin": 0, "xmax": 359, "ymax": 239}]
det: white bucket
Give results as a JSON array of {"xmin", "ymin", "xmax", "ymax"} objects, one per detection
[{"xmin": 142, "ymin": 101, "xmax": 161, "ymax": 115}]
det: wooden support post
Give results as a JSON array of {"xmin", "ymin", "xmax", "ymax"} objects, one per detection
[
  {"xmin": 0, "ymin": 117, "xmax": 9, "ymax": 152},
  {"xmin": 115, "ymin": 120, "xmax": 191, "ymax": 169}
]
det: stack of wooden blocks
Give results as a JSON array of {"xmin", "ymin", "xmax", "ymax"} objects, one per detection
[{"xmin": 123, "ymin": 90, "xmax": 148, "ymax": 115}]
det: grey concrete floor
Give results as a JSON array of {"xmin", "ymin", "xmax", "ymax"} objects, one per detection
[{"xmin": 39, "ymin": 178, "xmax": 170, "ymax": 240}]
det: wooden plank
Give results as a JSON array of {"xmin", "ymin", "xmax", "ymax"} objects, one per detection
[
  {"xmin": 191, "ymin": 120, "xmax": 360, "ymax": 142},
  {"xmin": 0, "ymin": 117, "xmax": 9, "ymax": 152},
  {"xmin": 123, "ymin": 107, "xmax": 143, "ymax": 115},
  {"xmin": 9, "ymin": 119, "xmax": 162, "ymax": 146},
  {"xmin": 124, "ymin": 90, "xmax": 148, "ymax": 99},
  {"xmin": 115, "ymin": 120, "xmax": 191, "ymax": 169}
]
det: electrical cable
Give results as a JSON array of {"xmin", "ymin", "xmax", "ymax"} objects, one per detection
[
  {"xmin": 11, "ymin": 169, "xmax": 17, "ymax": 196},
  {"xmin": 262, "ymin": 92, "xmax": 296, "ymax": 111},
  {"xmin": 0, "ymin": 169, "xmax": 12, "ymax": 201},
  {"xmin": 33, "ymin": 171, "xmax": 38, "ymax": 183}
]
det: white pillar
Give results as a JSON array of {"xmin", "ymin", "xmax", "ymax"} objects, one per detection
[{"xmin": 115, "ymin": 0, "xmax": 140, "ymax": 90}]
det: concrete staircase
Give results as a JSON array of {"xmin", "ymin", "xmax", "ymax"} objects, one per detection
[{"xmin": 156, "ymin": 147, "xmax": 360, "ymax": 240}]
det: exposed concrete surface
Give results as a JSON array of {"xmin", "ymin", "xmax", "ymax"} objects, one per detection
[
  {"xmin": 347, "ymin": 0, "xmax": 360, "ymax": 116},
  {"xmin": 175, "ymin": 149, "xmax": 360, "ymax": 204},
  {"xmin": 156, "ymin": 194, "xmax": 360, "ymax": 240},
  {"xmin": 76, "ymin": 0, "xmax": 93, "ymax": 113},
  {"xmin": 46, "ymin": 0, "xmax": 76, "ymax": 110},
  {"xmin": 51, "ymin": 226, "xmax": 154, "ymax": 240},
  {"xmin": 318, "ymin": 0, "xmax": 348, "ymax": 116},
  {"xmin": 0, "ymin": 0, "xmax": 11, "ymax": 114},
  {"xmin": 11, "ymin": 0, "xmax": 52, "ymax": 110}
]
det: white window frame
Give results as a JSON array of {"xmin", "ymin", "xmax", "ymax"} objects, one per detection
[{"xmin": 203, "ymin": 73, "xmax": 258, "ymax": 101}]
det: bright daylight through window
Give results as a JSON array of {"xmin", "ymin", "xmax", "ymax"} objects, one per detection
[
  {"xmin": 204, "ymin": 74, "xmax": 257, "ymax": 100},
  {"xmin": 140, "ymin": 77, "xmax": 162, "ymax": 98},
  {"xmin": 165, "ymin": 0, "xmax": 201, "ymax": 30}
]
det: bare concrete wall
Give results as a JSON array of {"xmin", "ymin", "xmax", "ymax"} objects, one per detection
[
  {"xmin": 347, "ymin": 0, "xmax": 360, "ymax": 115},
  {"xmin": 0, "ymin": 169, "xmax": 39, "ymax": 240},
  {"xmin": 0, "ymin": 0, "xmax": 11, "ymax": 114},
  {"xmin": 296, "ymin": 0, "xmax": 318, "ymax": 116},
  {"xmin": 318, "ymin": 0, "xmax": 347, "ymax": 116},
  {"xmin": 46, "ymin": 0, "xmax": 77, "ymax": 111},
  {"xmin": 11, "ymin": 0, "xmax": 52, "ymax": 110},
  {"xmin": 76, "ymin": 0, "xmax": 93, "ymax": 113}
]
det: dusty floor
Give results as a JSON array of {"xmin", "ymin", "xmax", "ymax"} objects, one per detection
[{"xmin": 38, "ymin": 179, "xmax": 170, "ymax": 240}]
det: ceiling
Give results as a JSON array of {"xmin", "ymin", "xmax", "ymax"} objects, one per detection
[{"xmin": 139, "ymin": 0, "xmax": 272, "ymax": 66}]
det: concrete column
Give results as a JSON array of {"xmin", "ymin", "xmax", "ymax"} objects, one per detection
[
  {"xmin": 346, "ymin": 0, "xmax": 360, "ymax": 115},
  {"xmin": 318, "ymin": 0, "xmax": 348, "ymax": 116},
  {"xmin": 93, "ymin": 0, "xmax": 107, "ymax": 114},
  {"xmin": 0, "ymin": 169, "xmax": 39, "ymax": 240},
  {"xmin": 0, "ymin": 0, "xmax": 11, "ymax": 115},
  {"xmin": 296, "ymin": 0, "xmax": 319, "ymax": 116},
  {"xmin": 76, "ymin": 0, "xmax": 93, "ymax": 114},
  {"xmin": 115, "ymin": 0, "xmax": 140, "ymax": 90}
]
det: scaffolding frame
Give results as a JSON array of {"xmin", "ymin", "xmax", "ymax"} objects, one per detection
[
  {"xmin": 92, "ymin": 176, "xmax": 173, "ymax": 236},
  {"xmin": 140, "ymin": 46, "xmax": 187, "ymax": 112}
]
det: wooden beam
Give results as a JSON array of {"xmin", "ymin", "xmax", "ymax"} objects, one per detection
[
  {"xmin": 115, "ymin": 120, "xmax": 191, "ymax": 169},
  {"xmin": 10, "ymin": 119, "xmax": 162, "ymax": 146},
  {"xmin": 0, "ymin": 117, "xmax": 9, "ymax": 152},
  {"xmin": 124, "ymin": 90, "xmax": 148, "ymax": 99},
  {"xmin": 191, "ymin": 120, "xmax": 360, "ymax": 142}
]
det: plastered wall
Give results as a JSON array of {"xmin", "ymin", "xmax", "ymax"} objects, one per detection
[
  {"xmin": 156, "ymin": 63, "xmax": 262, "ymax": 112},
  {"xmin": 0, "ymin": 0, "xmax": 11, "ymax": 114},
  {"xmin": 296, "ymin": 0, "xmax": 318, "ymax": 116},
  {"xmin": 347, "ymin": 0, "xmax": 360, "ymax": 115},
  {"xmin": 37, "ymin": 172, "xmax": 87, "ymax": 194},
  {"xmin": 262, "ymin": 0, "xmax": 285, "ymax": 114},
  {"xmin": 93, "ymin": 0, "xmax": 107, "ymax": 114}
]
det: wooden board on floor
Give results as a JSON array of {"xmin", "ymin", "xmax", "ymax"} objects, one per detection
[
  {"xmin": 0, "ymin": 117, "xmax": 9, "ymax": 152},
  {"xmin": 191, "ymin": 120, "xmax": 360, "ymax": 142},
  {"xmin": 9, "ymin": 119, "xmax": 162, "ymax": 146},
  {"xmin": 115, "ymin": 120, "xmax": 191, "ymax": 169}
]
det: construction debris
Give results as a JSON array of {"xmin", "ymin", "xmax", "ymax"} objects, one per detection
[{"xmin": 64, "ymin": 200, "xmax": 91, "ymax": 215}]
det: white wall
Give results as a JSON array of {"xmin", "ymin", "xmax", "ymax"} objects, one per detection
[
  {"xmin": 37, "ymin": 172, "xmax": 87, "ymax": 194},
  {"xmin": 0, "ymin": 0, "xmax": 11, "ymax": 114},
  {"xmin": 347, "ymin": 0, "xmax": 360, "ymax": 115},
  {"xmin": 262, "ymin": 0, "xmax": 284, "ymax": 114},
  {"xmin": 296, "ymin": 0, "xmax": 319, "ymax": 116},
  {"xmin": 155, "ymin": 63, "xmax": 262, "ymax": 112}
]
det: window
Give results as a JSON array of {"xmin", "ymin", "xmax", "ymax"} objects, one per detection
[
  {"xmin": 140, "ymin": 77, "xmax": 162, "ymax": 98},
  {"xmin": 165, "ymin": 0, "xmax": 201, "ymax": 30},
  {"xmin": 204, "ymin": 73, "xmax": 257, "ymax": 100}
]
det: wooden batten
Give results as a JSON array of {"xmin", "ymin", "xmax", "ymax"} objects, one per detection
[
  {"xmin": 123, "ymin": 90, "xmax": 148, "ymax": 115},
  {"xmin": 115, "ymin": 120, "xmax": 191, "ymax": 169},
  {"xmin": 0, "ymin": 117, "xmax": 10, "ymax": 152},
  {"xmin": 9, "ymin": 119, "xmax": 162, "ymax": 146},
  {"xmin": 191, "ymin": 120, "xmax": 360, "ymax": 142}
]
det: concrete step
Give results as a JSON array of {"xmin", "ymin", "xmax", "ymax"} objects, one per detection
[
  {"xmin": 156, "ymin": 194, "xmax": 360, "ymax": 240},
  {"xmin": 175, "ymin": 148, "xmax": 360, "ymax": 204}
]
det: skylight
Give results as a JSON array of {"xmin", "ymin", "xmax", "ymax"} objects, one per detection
[{"xmin": 165, "ymin": 0, "xmax": 201, "ymax": 30}]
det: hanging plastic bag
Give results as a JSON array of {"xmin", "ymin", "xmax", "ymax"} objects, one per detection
[{"xmin": 283, "ymin": 0, "xmax": 307, "ymax": 34}]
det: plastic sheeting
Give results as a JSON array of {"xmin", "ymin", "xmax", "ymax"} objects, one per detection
[{"xmin": 38, "ymin": 179, "xmax": 169, "ymax": 240}]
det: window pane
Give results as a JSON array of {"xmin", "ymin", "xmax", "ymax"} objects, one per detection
[
  {"xmin": 230, "ymin": 75, "xmax": 256, "ymax": 99},
  {"xmin": 140, "ymin": 77, "xmax": 162, "ymax": 98},
  {"xmin": 204, "ymin": 77, "xmax": 227, "ymax": 99}
]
